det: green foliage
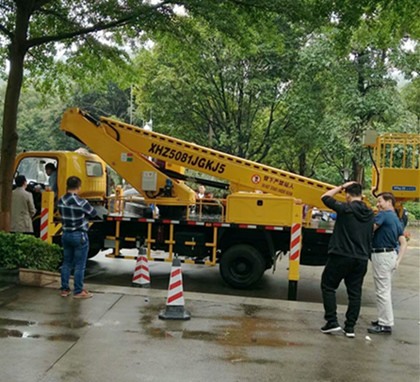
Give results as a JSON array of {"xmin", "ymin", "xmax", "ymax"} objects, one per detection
[
  {"xmin": 0, "ymin": 232, "xmax": 61, "ymax": 271},
  {"xmin": 401, "ymin": 78, "xmax": 420, "ymax": 133},
  {"xmin": 129, "ymin": 10, "xmax": 419, "ymax": 184},
  {"xmin": 132, "ymin": 11, "xmax": 302, "ymax": 161},
  {"xmin": 16, "ymin": 87, "xmax": 80, "ymax": 152},
  {"xmin": 72, "ymin": 82, "xmax": 133, "ymax": 124},
  {"xmin": 403, "ymin": 201, "xmax": 420, "ymax": 221},
  {"xmin": 1, "ymin": 0, "xmax": 419, "ymax": 190}
]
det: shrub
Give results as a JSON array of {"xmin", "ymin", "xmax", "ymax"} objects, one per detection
[
  {"xmin": 403, "ymin": 201, "xmax": 420, "ymax": 221},
  {"xmin": 0, "ymin": 232, "xmax": 61, "ymax": 271}
]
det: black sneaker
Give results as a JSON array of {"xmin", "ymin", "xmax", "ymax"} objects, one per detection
[
  {"xmin": 321, "ymin": 322, "xmax": 342, "ymax": 333},
  {"xmin": 371, "ymin": 320, "xmax": 379, "ymax": 326},
  {"xmin": 343, "ymin": 326, "xmax": 355, "ymax": 338},
  {"xmin": 367, "ymin": 325, "xmax": 392, "ymax": 334}
]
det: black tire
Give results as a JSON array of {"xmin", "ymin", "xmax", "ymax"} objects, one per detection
[{"xmin": 220, "ymin": 244, "xmax": 265, "ymax": 289}]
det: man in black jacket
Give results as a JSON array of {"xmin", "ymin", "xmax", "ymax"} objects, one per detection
[{"xmin": 320, "ymin": 181, "xmax": 374, "ymax": 338}]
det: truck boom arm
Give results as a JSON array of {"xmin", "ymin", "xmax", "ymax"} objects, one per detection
[{"xmin": 61, "ymin": 108, "xmax": 345, "ymax": 209}]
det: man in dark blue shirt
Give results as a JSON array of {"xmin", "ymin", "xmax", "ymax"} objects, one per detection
[
  {"xmin": 368, "ymin": 192, "xmax": 407, "ymax": 335},
  {"xmin": 58, "ymin": 176, "xmax": 97, "ymax": 298}
]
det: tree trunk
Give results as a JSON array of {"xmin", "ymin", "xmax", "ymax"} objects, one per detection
[
  {"xmin": 298, "ymin": 151, "xmax": 306, "ymax": 176},
  {"xmin": 352, "ymin": 157, "xmax": 365, "ymax": 187},
  {"xmin": 0, "ymin": 5, "xmax": 31, "ymax": 232}
]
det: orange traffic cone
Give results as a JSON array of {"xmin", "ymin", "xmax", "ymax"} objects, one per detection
[
  {"xmin": 159, "ymin": 256, "xmax": 190, "ymax": 320},
  {"xmin": 132, "ymin": 246, "xmax": 151, "ymax": 288}
]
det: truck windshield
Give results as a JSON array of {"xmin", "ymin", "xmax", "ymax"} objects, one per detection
[{"xmin": 15, "ymin": 157, "xmax": 57, "ymax": 185}]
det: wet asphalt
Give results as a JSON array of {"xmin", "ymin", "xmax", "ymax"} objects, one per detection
[{"xmin": 0, "ymin": 226, "xmax": 418, "ymax": 382}]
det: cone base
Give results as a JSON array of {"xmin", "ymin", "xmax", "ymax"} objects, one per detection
[
  {"xmin": 159, "ymin": 305, "xmax": 191, "ymax": 320},
  {"xmin": 132, "ymin": 282, "xmax": 151, "ymax": 288}
]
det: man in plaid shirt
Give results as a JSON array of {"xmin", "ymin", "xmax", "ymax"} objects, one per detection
[{"xmin": 58, "ymin": 176, "xmax": 97, "ymax": 298}]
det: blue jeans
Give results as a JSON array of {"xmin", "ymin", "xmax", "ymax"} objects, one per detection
[{"xmin": 61, "ymin": 231, "xmax": 89, "ymax": 294}]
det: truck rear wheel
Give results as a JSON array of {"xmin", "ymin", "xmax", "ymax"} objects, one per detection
[{"xmin": 220, "ymin": 244, "xmax": 265, "ymax": 289}]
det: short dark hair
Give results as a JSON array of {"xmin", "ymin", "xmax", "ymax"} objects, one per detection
[
  {"xmin": 66, "ymin": 176, "xmax": 81, "ymax": 190},
  {"xmin": 344, "ymin": 183, "xmax": 362, "ymax": 197},
  {"xmin": 45, "ymin": 163, "xmax": 56, "ymax": 171},
  {"xmin": 378, "ymin": 192, "xmax": 396, "ymax": 207},
  {"xmin": 15, "ymin": 175, "xmax": 27, "ymax": 187}
]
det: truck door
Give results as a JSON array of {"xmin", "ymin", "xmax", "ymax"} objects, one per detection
[{"xmin": 14, "ymin": 156, "xmax": 58, "ymax": 235}]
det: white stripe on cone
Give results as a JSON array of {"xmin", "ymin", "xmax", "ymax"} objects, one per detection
[
  {"xmin": 159, "ymin": 256, "xmax": 190, "ymax": 320},
  {"xmin": 132, "ymin": 254, "xmax": 150, "ymax": 285},
  {"xmin": 166, "ymin": 265, "xmax": 185, "ymax": 306}
]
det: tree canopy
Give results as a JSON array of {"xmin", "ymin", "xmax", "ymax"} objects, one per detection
[
  {"xmin": 1, "ymin": 0, "xmax": 419, "ymax": 231},
  {"xmin": 0, "ymin": 0, "xmax": 276, "ymax": 231}
]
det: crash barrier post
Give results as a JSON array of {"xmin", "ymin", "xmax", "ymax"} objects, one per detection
[
  {"xmin": 288, "ymin": 202, "xmax": 303, "ymax": 301},
  {"xmin": 40, "ymin": 190, "xmax": 55, "ymax": 243}
]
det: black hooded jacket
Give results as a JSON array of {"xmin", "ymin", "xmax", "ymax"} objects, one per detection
[{"xmin": 322, "ymin": 196, "xmax": 374, "ymax": 260}]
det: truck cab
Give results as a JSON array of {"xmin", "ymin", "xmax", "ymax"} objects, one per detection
[
  {"xmin": 14, "ymin": 151, "xmax": 107, "ymax": 202},
  {"xmin": 13, "ymin": 151, "xmax": 107, "ymax": 248}
]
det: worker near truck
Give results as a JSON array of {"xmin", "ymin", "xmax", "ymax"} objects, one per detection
[
  {"xmin": 196, "ymin": 185, "xmax": 206, "ymax": 199},
  {"xmin": 45, "ymin": 163, "xmax": 58, "ymax": 195},
  {"xmin": 320, "ymin": 181, "xmax": 374, "ymax": 338},
  {"xmin": 368, "ymin": 192, "xmax": 407, "ymax": 335},
  {"xmin": 11, "ymin": 175, "xmax": 37, "ymax": 234},
  {"xmin": 58, "ymin": 176, "xmax": 97, "ymax": 299}
]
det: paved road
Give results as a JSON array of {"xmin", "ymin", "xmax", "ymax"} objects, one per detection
[
  {"xmin": 85, "ymin": 226, "xmax": 419, "ymax": 308},
  {"xmin": 0, "ymin": 226, "xmax": 418, "ymax": 382}
]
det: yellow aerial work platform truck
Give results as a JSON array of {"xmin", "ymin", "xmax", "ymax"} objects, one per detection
[{"xmin": 13, "ymin": 108, "xmax": 420, "ymax": 298}]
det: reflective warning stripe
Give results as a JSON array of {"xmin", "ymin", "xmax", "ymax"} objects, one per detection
[
  {"xmin": 133, "ymin": 273, "xmax": 150, "ymax": 282},
  {"xmin": 187, "ymin": 221, "xmax": 205, "ymax": 226},
  {"xmin": 169, "ymin": 280, "xmax": 182, "ymax": 290},
  {"xmin": 290, "ymin": 223, "xmax": 301, "ymax": 261},
  {"xmin": 316, "ymin": 229, "xmax": 333, "ymax": 234},
  {"xmin": 40, "ymin": 208, "xmax": 49, "ymax": 241},
  {"xmin": 106, "ymin": 216, "xmax": 288, "ymax": 231},
  {"xmin": 132, "ymin": 254, "xmax": 150, "ymax": 284}
]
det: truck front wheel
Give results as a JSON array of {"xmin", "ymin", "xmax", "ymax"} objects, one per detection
[{"xmin": 220, "ymin": 244, "xmax": 265, "ymax": 289}]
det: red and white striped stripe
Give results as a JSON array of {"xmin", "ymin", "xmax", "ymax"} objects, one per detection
[
  {"xmin": 316, "ymin": 229, "xmax": 333, "ymax": 234},
  {"xmin": 290, "ymin": 223, "xmax": 301, "ymax": 261},
  {"xmin": 166, "ymin": 264, "xmax": 185, "ymax": 306},
  {"xmin": 132, "ymin": 254, "xmax": 150, "ymax": 286},
  {"xmin": 40, "ymin": 208, "xmax": 49, "ymax": 241},
  {"xmin": 109, "ymin": 216, "xmax": 291, "ymax": 232}
]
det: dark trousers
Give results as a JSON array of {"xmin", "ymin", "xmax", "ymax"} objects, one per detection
[{"xmin": 321, "ymin": 255, "xmax": 368, "ymax": 328}]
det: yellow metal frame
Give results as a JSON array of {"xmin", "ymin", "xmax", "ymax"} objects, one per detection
[
  {"xmin": 60, "ymin": 108, "xmax": 196, "ymax": 207},
  {"xmin": 60, "ymin": 108, "xmax": 346, "ymax": 211},
  {"xmin": 374, "ymin": 133, "xmax": 419, "ymax": 169},
  {"xmin": 371, "ymin": 133, "xmax": 420, "ymax": 201},
  {"xmin": 106, "ymin": 218, "xmax": 218, "ymax": 266}
]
